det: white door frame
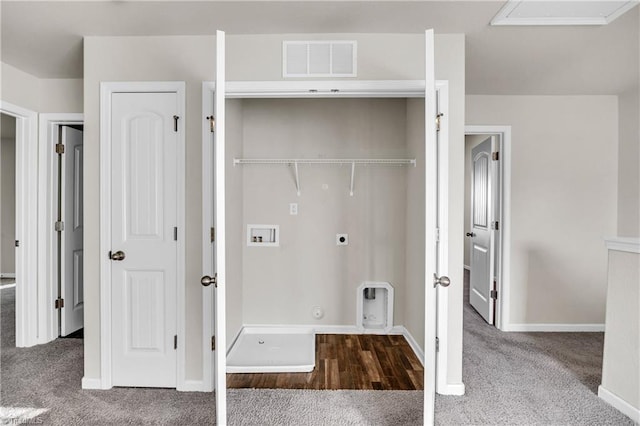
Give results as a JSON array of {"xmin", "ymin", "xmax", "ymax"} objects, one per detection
[
  {"xmin": 98, "ymin": 82, "xmax": 186, "ymax": 390},
  {"xmin": 201, "ymin": 79, "xmax": 451, "ymax": 393},
  {"xmin": 464, "ymin": 125, "xmax": 511, "ymax": 331},
  {"xmin": 38, "ymin": 113, "xmax": 84, "ymax": 344},
  {"xmin": 0, "ymin": 101, "xmax": 38, "ymax": 348}
]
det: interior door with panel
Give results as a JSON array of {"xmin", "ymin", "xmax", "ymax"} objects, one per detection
[
  {"xmin": 110, "ymin": 91, "xmax": 179, "ymax": 387},
  {"xmin": 468, "ymin": 137, "xmax": 495, "ymax": 324},
  {"xmin": 200, "ymin": 29, "xmax": 228, "ymax": 425},
  {"xmin": 60, "ymin": 126, "xmax": 84, "ymax": 336},
  {"xmin": 425, "ymin": 28, "xmax": 450, "ymax": 426}
]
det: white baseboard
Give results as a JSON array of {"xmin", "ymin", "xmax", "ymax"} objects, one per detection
[
  {"xmin": 598, "ymin": 385, "xmax": 640, "ymax": 423},
  {"xmin": 400, "ymin": 326, "xmax": 425, "ymax": 366},
  {"xmin": 0, "ymin": 273, "xmax": 16, "ymax": 278},
  {"xmin": 81, "ymin": 377, "xmax": 109, "ymax": 390},
  {"xmin": 440, "ymin": 382, "xmax": 466, "ymax": 395},
  {"xmin": 178, "ymin": 380, "xmax": 205, "ymax": 392},
  {"xmin": 504, "ymin": 323, "xmax": 605, "ymax": 332}
]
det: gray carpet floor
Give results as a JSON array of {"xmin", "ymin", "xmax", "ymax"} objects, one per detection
[{"xmin": 0, "ymin": 274, "xmax": 633, "ymax": 425}]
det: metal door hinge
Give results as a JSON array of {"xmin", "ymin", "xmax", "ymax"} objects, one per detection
[
  {"xmin": 491, "ymin": 221, "xmax": 499, "ymax": 230},
  {"xmin": 55, "ymin": 143, "xmax": 65, "ymax": 154},
  {"xmin": 173, "ymin": 115, "xmax": 179, "ymax": 132},
  {"xmin": 55, "ymin": 221, "xmax": 64, "ymax": 232},
  {"xmin": 435, "ymin": 113, "xmax": 444, "ymax": 132},
  {"xmin": 492, "ymin": 151, "xmax": 499, "ymax": 161},
  {"xmin": 174, "ymin": 227, "xmax": 178, "ymax": 241},
  {"xmin": 490, "ymin": 289, "xmax": 498, "ymax": 300},
  {"xmin": 211, "ymin": 336, "xmax": 216, "ymax": 351},
  {"xmin": 15, "ymin": 240, "xmax": 19, "ymax": 247},
  {"xmin": 206, "ymin": 116, "xmax": 215, "ymax": 133},
  {"xmin": 174, "ymin": 335, "xmax": 178, "ymax": 350},
  {"xmin": 210, "ymin": 227, "xmax": 215, "ymax": 243},
  {"xmin": 436, "ymin": 337, "xmax": 440, "ymax": 352},
  {"xmin": 55, "ymin": 298, "xmax": 64, "ymax": 309}
]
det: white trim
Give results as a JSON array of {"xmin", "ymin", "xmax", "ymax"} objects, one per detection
[
  {"xmin": 605, "ymin": 237, "xmax": 640, "ymax": 254},
  {"xmin": 504, "ymin": 323, "xmax": 605, "ymax": 332},
  {"xmin": 202, "ymin": 81, "xmax": 215, "ymax": 393},
  {"xmin": 440, "ymin": 383, "xmax": 466, "ymax": 396},
  {"xmin": 465, "ymin": 125, "xmax": 512, "ymax": 332},
  {"xmin": 463, "ymin": 265, "xmax": 470, "ymax": 271},
  {"xmin": 401, "ymin": 326, "xmax": 425, "ymax": 366},
  {"xmin": 491, "ymin": 0, "xmax": 638, "ymax": 26},
  {"xmin": 0, "ymin": 284, "xmax": 16, "ymax": 290},
  {"xmin": 0, "ymin": 100, "xmax": 38, "ymax": 348},
  {"xmin": 38, "ymin": 113, "xmax": 84, "ymax": 344},
  {"xmin": 180, "ymin": 380, "xmax": 206, "ymax": 392},
  {"xmin": 435, "ymin": 82, "xmax": 450, "ymax": 395},
  {"xmin": 214, "ymin": 30, "xmax": 228, "ymax": 426},
  {"xmin": 598, "ymin": 385, "xmax": 640, "ymax": 423},
  {"xmin": 81, "ymin": 377, "xmax": 109, "ymax": 390},
  {"xmin": 0, "ymin": 273, "xmax": 16, "ymax": 278},
  {"xmin": 225, "ymin": 80, "xmax": 426, "ymax": 99},
  {"xmin": 99, "ymin": 82, "xmax": 186, "ymax": 390}
]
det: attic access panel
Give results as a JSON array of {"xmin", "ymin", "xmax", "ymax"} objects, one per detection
[{"xmin": 491, "ymin": 0, "xmax": 638, "ymax": 25}]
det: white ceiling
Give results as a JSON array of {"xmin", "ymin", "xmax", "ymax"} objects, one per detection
[
  {"xmin": 1, "ymin": 1, "xmax": 638, "ymax": 95},
  {"xmin": 492, "ymin": 0, "xmax": 638, "ymax": 25}
]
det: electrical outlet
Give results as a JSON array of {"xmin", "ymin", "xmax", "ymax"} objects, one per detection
[
  {"xmin": 336, "ymin": 234, "xmax": 348, "ymax": 246},
  {"xmin": 289, "ymin": 203, "xmax": 298, "ymax": 215}
]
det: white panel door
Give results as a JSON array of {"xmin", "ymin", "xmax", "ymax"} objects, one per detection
[
  {"xmin": 214, "ymin": 29, "xmax": 228, "ymax": 425},
  {"xmin": 424, "ymin": 28, "xmax": 440, "ymax": 426},
  {"xmin": 469, "ymin": 138, "xmax": 495, "ymax": 324},
  {"xmin": 111, "ymin": 92, "xmax": 178, "ymax": 387},
  {"xmin": 61, "ymin": 126, "xmax": 84, "ymax": 336}
]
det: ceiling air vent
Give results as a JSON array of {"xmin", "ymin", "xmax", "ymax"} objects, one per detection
[{"xmin": 283, "ymin": 41, "xmax": 357, "ymax": 78}]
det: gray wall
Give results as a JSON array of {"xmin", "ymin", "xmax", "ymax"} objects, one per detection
[
  {"xmin": 601, "ymin": 248, "xmax": 639, "ymax": 412},
  {"xmin": 238, "ymin": 98, "xmax": 409, "ymax": 327},
  {"xmin": 1, "ymin": 123, "xmax": 16, "ymax": 274},
  {"xmin": 467, "ymin": 95, "xmax": 618, "ymax": 326}
]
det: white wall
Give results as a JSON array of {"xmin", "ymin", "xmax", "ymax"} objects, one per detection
[
  {"xmin": 467, "ymin": 95, "xmax": 618, "ymax": 326},
  {"xmin": 1, "ymin": 133, "xmax": 16, "ymax": 274},
  {"xmin": 82, "ymin": 33, "xmax": 466, "ymax": 388}
]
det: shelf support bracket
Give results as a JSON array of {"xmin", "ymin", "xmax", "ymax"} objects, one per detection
[
  {"xmin": 294, "ymin": 161, "xmax": 301, "ymax": 196},
  {"xmin": 349, "ymin": 161, "xmax": 356, "ymax": 196}
]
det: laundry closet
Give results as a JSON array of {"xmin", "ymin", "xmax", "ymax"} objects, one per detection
[{"xmin": 223, "ymin": 95, "xmax": 428, "ymax": 380}]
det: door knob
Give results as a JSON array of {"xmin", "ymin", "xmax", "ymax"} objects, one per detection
[
  {"xmin": 109, "ymin": 250, "xmax": 125, "ymax": 261},
  {"xmin": 201, "ymin": 274, "xmax": 217, "ymax": 287},
  {"xmin": 433, "ymin": 273, "xmax": 451, "ymax": 288},
  {"xmin": 465, "ymin": 232, "xmax": 476, "ymax": 237}
]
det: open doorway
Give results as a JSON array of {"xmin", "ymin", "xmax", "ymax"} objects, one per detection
[
  {"xmin": 39, "ymin": 114, "xmax": 85, "ymax": 343},
  {"xmin": 464, "ymin": 126, "xmax": 511, "ymax": 331},
  {"xmin": 1, "ymin": 113, "xmax": 18, "ymax": 345}
]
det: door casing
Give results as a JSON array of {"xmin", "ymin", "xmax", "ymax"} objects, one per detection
[
  {"xmin": 39, "ymin": 114, "xmax": 84, "ymax": 344},
  {"xmin": 201, "ymin": 79, "xmax": 452, "ymax": 397},
  {"xmin": 97, "ymin": 82, "xmax": 186, "ymax": 390},
  {"xmin": 0, "ymin": 101, "xmax": 38, "ymax": 348},
  {"xmin": 464, "ymin": 125, "xmax": 511, "ymax": 331}
]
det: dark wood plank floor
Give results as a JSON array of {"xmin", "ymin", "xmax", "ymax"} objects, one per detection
[{"xmin": 227, "ymin": 334, "xmax": 424, "ymax": 390}]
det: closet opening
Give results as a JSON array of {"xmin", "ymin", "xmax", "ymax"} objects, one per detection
[{"xmin": 223, "ymin": 96, "xmax": 426, "ymax": 391}]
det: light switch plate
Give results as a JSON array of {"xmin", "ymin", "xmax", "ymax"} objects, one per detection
[{"xmin": 290, "ymin": 203, "xmax": 298, "ymax": 215}]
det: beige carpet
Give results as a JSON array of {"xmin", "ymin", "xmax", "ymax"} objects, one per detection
[{"xmin": 0, "ymin": 277, "xmax": 633, "ymax": 425}]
